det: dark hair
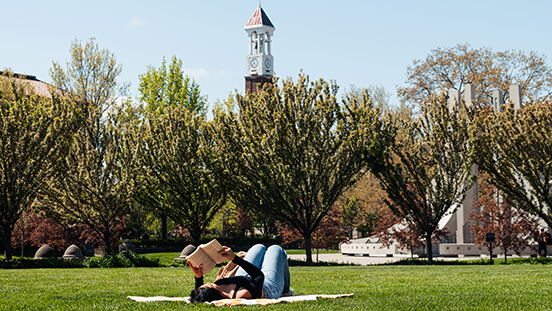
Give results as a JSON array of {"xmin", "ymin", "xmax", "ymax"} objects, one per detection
[{"xmin": 190, "ymin": 287, "xmax": 225, "ymax": 303}]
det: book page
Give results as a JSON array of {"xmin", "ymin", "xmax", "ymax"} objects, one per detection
[
  {"xmin": 200, "ymin": 239, "xmax": 226, "ymax": 264},
  {"xmin": 186, "ymin": 248, "xmax": 216, "ymax": 274}
]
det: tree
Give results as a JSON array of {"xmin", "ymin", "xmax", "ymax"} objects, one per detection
[
  {"xmin": 398, "ymin": 43, "xmax": 552, "ymax": 107},
  {"xmin": 311, "ymin": 206, "xmax": 349, "ymax": 251},
  {"xmin": 139, "ymin": 56, "xmax": 208, "ymax": 116},
  {"xmin": 371, "ymin": 97, "xmax": 476, "ymax": 262},
  {"xmin": 137, "ymin": 106, "xmax": 228, "ymax": 245},
  {"xmin": 0, "ymin": 71, "xmax": 81, "ymax": 259},
  {"xmin": 50, "ymin": 37, "xmax": 128, "ymax": 111},
  {"xmin": 339, "ymin": 85, "xmax": 392, "ymax": 238},
  {"xmin": 375, "ymin": 209, "xmax": 426, "ymax": 259},
  {"xmin": 214, "ymin": 73, "xmax": 386, "ymax": 263},
  {"xmin": 476, "ymin": 102, "xmax": 552, "ymax": 228},
  {"xmin": 277, "ymin": 206, "xmax": 348, "ymax": 261},
  {"xmin": 41, "ymin": 105, "xmax": 139, "ymax": 255},
  {"xmin": 137, "ymin": 56, "xmax": 208, "ymax": 238},
  {"xmin": 469, "ymin": 172, "xmax": 538, "ymax": 263},
  {"xmin": 223, "ymin": 206, "xmax": 254, "ymax": 240},
  {"xmin": 11, "ymin": 211, "xmax": 105, "ymax": 253},
  {"xmin": 340, "ymin": 172, "xmax": 389, "ymax": 238},
  {"xmin": 44, "ymin": 39, "xmax": 135, "ymax": 255}
]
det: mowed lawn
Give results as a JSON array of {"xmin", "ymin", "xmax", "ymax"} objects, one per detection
[{"xmin": 1, "ymin": 264, "xmax": 551, "ymax": 310}]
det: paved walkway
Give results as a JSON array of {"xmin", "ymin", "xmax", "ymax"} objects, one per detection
[{"xmin": 287, "ymin": 253, "xmax": 481, "ymax": 265}]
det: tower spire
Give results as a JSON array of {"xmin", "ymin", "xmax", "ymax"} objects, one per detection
[{"xmin": 244, "ymin": 3, "xmax": 275, "ymax": 94}]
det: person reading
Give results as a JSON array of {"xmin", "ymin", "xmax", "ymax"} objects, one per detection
[
  {"xmin": 188, "ymin": 244, "xmax": 291, "ymax": 303},
  {"xmin": 185, "ymin": 239, "xmax": 226, "ymax": 274}
]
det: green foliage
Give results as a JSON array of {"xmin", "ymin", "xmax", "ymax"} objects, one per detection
[
  {"xmin": 135, "ymin": 56, "xmax": 208, "ymax": 240},
  {"xmin": 477, "ymin": 102, "xmax": 552, "ymax": 228},
  {"xmin": 0, "ymin": 258, "xmax": 86, "ymax": 269},
  {"xmin": 136, "ymin": 106, "xmax": 229, "ymax": 244},
  {"xmin": 214, "ymin": 73, "xmax": 386, "ymax": 263},
  {"xmin": 372, "ymin": 97, "xmax": 476, "ymax": 261},
  {"xmin": 43, "ymin": 38, "xmax": 135, "ymax": 256},
  {"xmin": 509, "ymin": 257, "xmax": 552, "ymax": 265},
  {"xmin": 50, "ymin": 37, "xmax": 127, "ymax": 111},
  {"xmin": 0, "ymin": 71, "xmax": 82, "ymax": 259},
  {"xmin": 41, "ymin": 103, "xmax": 139, "ymax": 255},
  {"xmin": 139, "ymin": 56, "xmax": 208, "ymax": 115},
  {"xmin": 0, "ymin": 252, "xmax": 161, "ymax": 269}
]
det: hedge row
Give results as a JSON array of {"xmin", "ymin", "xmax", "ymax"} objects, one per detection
[
  {"xmin": 128, "ymin": 236, "xmax": 283, "ymax": 251},
  {"xmin": 0, "ymin": 252, "xmax": 161, "ymax": 269}
]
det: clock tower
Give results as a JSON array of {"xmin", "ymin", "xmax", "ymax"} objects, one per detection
[{"xmin": 244, "ymin": 3, "xmax": 275, "ymax": 94}]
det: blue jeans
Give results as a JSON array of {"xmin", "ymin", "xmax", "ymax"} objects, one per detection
[{"xmin": 235, "ymin": 244, "xmax": 290, "ymax": 299}]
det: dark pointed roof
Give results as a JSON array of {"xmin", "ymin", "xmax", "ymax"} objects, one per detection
[{"xmin": 245, "ymin": 5, "xmax": 274, "ymax": 29}]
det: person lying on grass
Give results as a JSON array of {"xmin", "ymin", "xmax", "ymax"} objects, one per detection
[{"xmin": 188, "ymin": 244, "xmax": 291, "ymax": 303}]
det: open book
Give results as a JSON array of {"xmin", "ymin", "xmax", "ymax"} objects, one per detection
[{"xmin": 186, "ymin": 239, "xmax": 227, "ymax": 274}]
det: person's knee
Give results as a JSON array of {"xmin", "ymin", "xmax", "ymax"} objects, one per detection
[
  {"xmin": 249, "ymin": 244, "xmax": 267, "ymax": 253},
  {"xmin": 268, "ymin": 245, "xmax": 287, "ymax": 259},
  {"xmin": 267, "ymin": 245, "xmax": 286, "ymax": 254}
]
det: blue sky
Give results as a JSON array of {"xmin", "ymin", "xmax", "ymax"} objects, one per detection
[{"xmin": 2, "ymin": 0, "xmax": 552, "ymax": 107}]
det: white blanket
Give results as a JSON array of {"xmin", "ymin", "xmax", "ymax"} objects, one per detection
[{"xmin": 127, "ymin": 293, "xmax": 354, "ymax": 306}]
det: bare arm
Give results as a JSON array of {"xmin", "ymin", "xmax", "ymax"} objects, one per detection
[{"xmin": 188, "ymin": 261, "xmax": 204, "ymax": 289}]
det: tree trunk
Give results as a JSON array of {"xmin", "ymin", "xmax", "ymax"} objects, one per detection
[
  {"xmin": 304, "ymin": 231, "xmax": 313, "ymax": 264},
  {"xmin": 160, "ymin": 212, "xmax": 167, "ymax": 239},
  {"xmin": 426, "ymin": 233, "xmax": 433, "ymax": 263},
  {"xmin": 190, "ymin": 228, "xmax": 201, "ymax": 246},
  {"xmin": 103, "ymin": 229, "xmax": 112, "ymax": 255},
  {"xmin": 3, "ymin": 230, "xmax": 13, "ymax": 260},
  {"xmin": 20, "ymin": 228, "xmax": 24, "ymax": 258}
]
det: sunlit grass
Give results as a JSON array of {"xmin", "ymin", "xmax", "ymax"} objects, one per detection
[
  {"xmin": 141, "ymin": 252, "xmax": 182, "ymax": 266},
  {"xmin": 140, "ymin": 249, "xmax": 340, "ymax": 266},
  {"xmin": 1, "ymin": 264, "xmax": 551, "ymax": 310}
]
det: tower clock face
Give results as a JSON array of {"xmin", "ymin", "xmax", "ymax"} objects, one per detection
[
  {"xmin": 250, "ymin": 58, "xmax": 259, "ymax": 68},
  {"xmin": 264, "ymin": 58, "xmax": 271, "ymax": 68}
]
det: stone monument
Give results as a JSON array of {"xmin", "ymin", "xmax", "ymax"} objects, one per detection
[
  {"xmin": 62, "ymin": 244, "xmax": 85, "ymax": 260},
  {"xmin": 173, "ymin": 244, "xmax": 197, "ymax": 262},
  {"xmin": 118, "ymin": 239, "xmax": 136, "ymax": 253},
  {"xmin": 34, "ymin": 244, "xmax": 58, "ymax": 260}
]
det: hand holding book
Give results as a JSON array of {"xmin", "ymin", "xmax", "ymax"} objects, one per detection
[
  {"xmin": 217, "ymin": 246, "xmax": 236, "ymax": 261},
  {"xmin": 186, "ymin": 239, "xmax": 232, "ymax": 275}
]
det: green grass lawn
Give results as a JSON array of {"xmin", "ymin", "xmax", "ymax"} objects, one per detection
[
  {"xmin": 141, "ymin": 252, "xmax": 183, "ymax": 266},
  {"xmin": 141, "ymin": 250, "xmax": 340, "ymax": 266},
  {"xmin": 282, "ymin": 249, "xmax": 340, "ymax": 255},
  {"xmin": 1, "ymin": 264, "xmax": 552, "ymax": 310}
]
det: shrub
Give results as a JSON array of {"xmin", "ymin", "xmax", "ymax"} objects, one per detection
[
  {"xmin": 0, "ymin": 258, "xmax": 86, "ymax": 269},
  {"xmin": 0, "ymin": 252, "xmax": 161, "ymax": 269}
]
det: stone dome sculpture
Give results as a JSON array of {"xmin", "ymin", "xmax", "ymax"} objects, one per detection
[
  {"xmin": 174, "ymin": 244, "xmax": 196, "ymax": 261},
  {"xmin": 119, "ymin": 239, "xmax": 136, "ymax": 253},
  {"xmin": 34, "ymin": 244, "xmax": 58, "ymax": 260},
  {"xmin": 62, "ymin": 244, "xmax": 85, "ymax": 260}
]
